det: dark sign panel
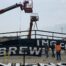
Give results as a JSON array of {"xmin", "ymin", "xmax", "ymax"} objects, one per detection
[{"xmin": 0, "ymin": 39, "xmax": 66, "ymax": 56}]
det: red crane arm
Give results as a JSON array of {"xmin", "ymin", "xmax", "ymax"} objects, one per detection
[
  {"xmin": 28, "ymin": 20, "xmax": 33, "ymax": 39},
  {"xmin": 0, "ymin": 3, "xmax": 23, "ymax": 14},
  {"xmin": 28, "ymin": 15, "xmax": 39, "ymax": 39},
  {"xmin": 0, "ymin": 1, "xmax": 33, "ymax": 14}
]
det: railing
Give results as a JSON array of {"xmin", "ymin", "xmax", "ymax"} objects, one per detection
[{"xmin": 0, "ymin": 30, "xmax": 66, "ymax": 40}]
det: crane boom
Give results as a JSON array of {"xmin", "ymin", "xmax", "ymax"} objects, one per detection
[
  {"xmin": 28, "ymin": 20, "xmax": 33, "ymax": 39},
  {"xmin": 0, "ymin": 0, "xmax": 33, "ymax": 14},
  {"xmin": 28, "ymin": 15, "xmax": 39, "ymax": 39},
  {"xmin": 0, "ymin": 3, "xmax": 22, "ymax": 14}
]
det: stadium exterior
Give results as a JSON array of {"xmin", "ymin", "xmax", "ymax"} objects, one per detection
[{"xmin": 0, "ymin": 30, "xmax": 66, "ymax": 64}]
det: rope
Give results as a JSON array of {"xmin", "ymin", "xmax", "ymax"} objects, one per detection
[{"xmin": 33, "ymin": 21, "xmax": 38, "ymax": 30}]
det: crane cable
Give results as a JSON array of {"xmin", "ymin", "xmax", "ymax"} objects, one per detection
[
  {"xmin": 19, "ymin": 2, "xmax": 22, "ymax": 32},
  {"xmin": 17, "ymin": 4, "xmax": 22, "ymax": 38},
  {"xmin": 33, "ymin": 21, "xmax": 38, "ymax": 30}
]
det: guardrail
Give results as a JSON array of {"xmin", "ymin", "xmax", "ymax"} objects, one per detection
[{"xmin": 0, "ymin": 30, "xmax": 66, "ymax": 40}]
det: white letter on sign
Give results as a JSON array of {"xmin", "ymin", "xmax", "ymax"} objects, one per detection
[
  {"xmin": 0, "ymin": 48, "xmax": 6, "ymax": 56},
  {"xmin": 19, "ymin": 47, "xmax": 27, "ymax": 54},
  {"xmin": 9, "ymin": 47, "xmax": 17, "ymax": 55}
]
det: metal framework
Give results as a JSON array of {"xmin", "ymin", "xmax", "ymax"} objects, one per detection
[{"xmin": 0, "ymin": 30, "xmax": 66, "ymax": 41}]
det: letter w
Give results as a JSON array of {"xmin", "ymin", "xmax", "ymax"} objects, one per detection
[{"xmin": 29, "ymin": 47, "xmax": 41, "ymax": 55}]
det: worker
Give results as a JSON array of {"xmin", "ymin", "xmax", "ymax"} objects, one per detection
[
  {"xmin": 51, "ymin": 43, "xmax": 55, "ymax": 57},
  {"xmin": 44, "ymin": 43, "xmax": 49, "ymax": 58},
  {"xmin": 55, "ymin": 42, "xmax": 61, "ymax": 61}
]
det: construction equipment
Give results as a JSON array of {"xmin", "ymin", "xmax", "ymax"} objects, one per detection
[
  {"xmin": 0, "ymin": 0, "xmax": 39, "ymax": 39},
  {"xmin": 0, "ymin": 0, "xmax": 33, "ymax": 14},
  {"xmin": 28, "ymin": 13, "xmax": 39, "ymax": 39}
]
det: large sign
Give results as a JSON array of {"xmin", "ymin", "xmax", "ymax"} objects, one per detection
[{"xmin": 0, "ymin": 39, "xmax": 66, "ymax": 56}]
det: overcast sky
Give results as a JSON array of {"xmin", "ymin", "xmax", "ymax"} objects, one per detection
[{"xmin": 0, "ymin": 0, "xmax": 66, "ymax": 33}]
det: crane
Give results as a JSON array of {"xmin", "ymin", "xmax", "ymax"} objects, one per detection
[
  {"xmin": 0, "ymin": 0, "xmax": 33, "ymax": 14},
  {"xmin": 0, "ymin": 0, "xmax": 39, "ymax": 39},
  {"xmin": 28, "ymin": 14, "xmax": 39, "ymax": 39}
]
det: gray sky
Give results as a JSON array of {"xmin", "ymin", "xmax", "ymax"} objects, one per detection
[{"xmin": 0, "ymin": 0, "xmax": 66, "ymax": 33}]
